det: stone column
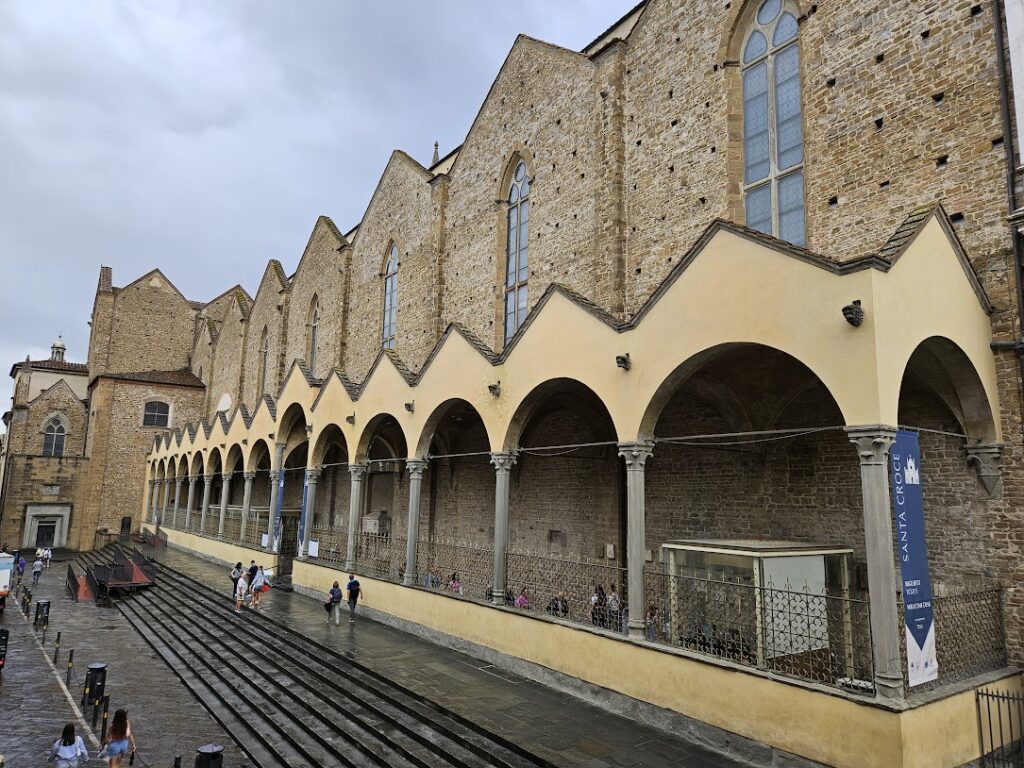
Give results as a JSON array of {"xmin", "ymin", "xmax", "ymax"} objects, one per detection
[
  {"xmin": 172, "ymin": 477, "xmax": 183, "ymax": 528},
  {"xmin": 270, "ymin": 442, "xmax": 285, "ymax": 552},
  {"xmin": 147, "ymin": 480, "xmax": 158, "ymax": 523},
  {"xmin": 267, "ymin": 470, "xmax": 281, "ymax": 551},
  {"xmin": 199, "ymin": 474, "xmax": 213, "ymax": 535},
  {"xmin": 404, "ymin": 459, "xmax": 429, "ymax": 586},
  {"xmin": 240, "ymin": 471, "xmax": 255, "ymax": 543},
  {"xmin": 218, "ymin": 472, "xmax": 232, "ymax": 538},
  {"xmin": 160, "ymin": 478, "xmax": 171, "ymax": 525},
  {"xmin": 299, "ymin": 468, "xmax": 321, "ymax": 558},
  {"xmin": 345, "ymin": 464, "xmax": 367, "ymax": 570},
  {"xmin": 847, "ymin": 426, "xmax": 904, "ymax": 700},
  {"xmin": 490, "ymin": 453, "xmax": 517, "ymax": 605},
  {"xmin": 184, "ymin": 475, "xmax": 197, "ymax": 530},
  {"xmin": 619, "ymin": 442, "xmax": 654, "ymax": 638}
]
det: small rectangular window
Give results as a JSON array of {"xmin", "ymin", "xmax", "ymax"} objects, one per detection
[{"xmin": 143, "ymin": 401, "xmax": 170, "ymax": 427}]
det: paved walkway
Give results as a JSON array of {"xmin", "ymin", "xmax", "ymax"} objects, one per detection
[
  {"xmin": 159, "ymin": 546, "xmax": 742, "ymax": 768},
  {"xmin": 0, "ymin": 560, "xmax": 246, "ymax": 767}
]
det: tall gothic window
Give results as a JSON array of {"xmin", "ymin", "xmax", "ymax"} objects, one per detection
[
  {"xmin": 742, "ymin": 0, "xmax": 804, "ymax": 245},
  {"xmin": 505, "ymin": 160, "xmax": 530, "ymax": 343},
  {"xmin": 308, "ymin": 298, "xmax": 320, "ymax": 372},
  {"xmin": 258, "ymin": 326, "xmax": 269, "ymax": 395},
  {"xmin": 42, "ymin": 416, "xmax": 66, "ymax": 457},
  {"xmin": 382, "ymin": 244, "xmax": 398, "ymax": 350},
  {"xmin": 143, "ymin": 401, "xmax": 170, "ymax": 428}
]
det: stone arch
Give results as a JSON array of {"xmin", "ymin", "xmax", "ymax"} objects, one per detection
[
  {"xmin": 355, "ymin": 412, "xmax": 412, "ymax": 463},
  {"xmin": 188, "ymin": 452, "xmax": 204, "ymax": 478},
  {"xmin": 224, "ymin": 444, "xmax": 244, "ymax": 480},
  {"xmin": 205, "ymin": 447, "xmax": 223, "ymax": 477},
  {"xmin": 416, "ymin": 398, "xmax": 492, "ymax": 458},
  {"xmin": 503, "ymin": 378, "xmax": 619, "ymax": 452},
  {"xmin": 246, "ymin": 438, "xmax": 273, "ymax": 472},
  {"xmin": 638, "ymin": 342, "xmax": 846, "ymax": 440},
  {"xmin": 310, "ymin": 423, "xmax": 350, "ymax": 468}
]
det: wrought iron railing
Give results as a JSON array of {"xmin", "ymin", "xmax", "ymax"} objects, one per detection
[
  {"xmin": 353, "ymin": 533, "xmax": 406, "ymax": 582},
  {"xmin": 900, "ymin": 587, "xmax": 1007, "ymax": 692},
  {"xmin": 505, "ymin": 551, "xmax": 629, "ymax": 632},
  {"xmin": 309, "ymin": 526, "xmax": 348, "ymax": 567},
  {"xmin": 418, "ymin": 539, "xmax": 493, "ymax": 602},
  {"xmin": 216, "ymin": 508, "xmax": 243, "ymax": 543},
  {"xmin": 644, "ymin": 568, "xmax": 874, "ymax": 692},
  {"xmin": 977, "ymin": 687, "xmax": 1024, "ymax": 767},
  {"xmin": 66, "ymin": 564, "xmax": 79, "ymax": 602}
]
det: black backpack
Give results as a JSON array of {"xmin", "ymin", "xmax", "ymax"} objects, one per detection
[{"xmin": 348, "ymin": 582, "xmax": 360, "ymax": 600}]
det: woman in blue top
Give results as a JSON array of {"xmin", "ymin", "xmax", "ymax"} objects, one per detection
[
  {"xmin": 49, "ymin": 723, "xmax": 89, "ymax": 767},
  {"xmin": 326, "ymin": 581, "xmax": 343, "ymax": 625}
]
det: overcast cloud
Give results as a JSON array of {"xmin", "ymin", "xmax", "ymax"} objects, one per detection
[{"xmin": 0, "ymin": 0, "xmax": 636, "ymax": 385}]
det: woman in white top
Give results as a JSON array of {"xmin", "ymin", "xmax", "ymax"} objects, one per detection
[
  {"xmin": 49, "ymin": 723, "xmax": 89, "ymax": 767},
  {"xmin": 250, "ymin": 566, "xmax": 267, "ymax": 610}
]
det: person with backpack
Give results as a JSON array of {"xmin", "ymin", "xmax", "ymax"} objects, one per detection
[
  {"xmin": 49, "ymin": 723, "xmax": 89, "ymax": 767},
  {"xmin": 325, "ymin": 581, "xmax": 343, "ymax": 625},
  {"xmin": 250, "ymin": 566, "xmax": 268, "ymax": 610},
  {"xmin": 345, "ymin": 574, "xmax": 362, "ymax": 623}
]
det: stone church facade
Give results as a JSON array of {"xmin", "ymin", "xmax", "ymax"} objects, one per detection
[{"xmin": 7, "ymin": 0, "xmax": 1024, "ymax": 764}]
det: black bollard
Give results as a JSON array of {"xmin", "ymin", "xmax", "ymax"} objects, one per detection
[
  {"xmin": 195, "ymin": 744, "xmax": 224, "ymax": 768},
  {"xmin": 66, "ymin": 649, "xmax": 74, "ymax": 686},
  {"xmin": 52, "ymin": 631, "xmax": 61, "ymax": 664},
  {"xmin": 80, "ymin": 668, "xmax": 93, "ymax": 707},
  {"xmin": 91, "ymin": 695, "xmax": 99, "ymax": 728},
  {"xmin": 100, "ymin": 695, "xmax": 110, "ymax": 742},
  {"xmin": 174, "ymin": 757, "xmax": 182, "ymax": 768}
]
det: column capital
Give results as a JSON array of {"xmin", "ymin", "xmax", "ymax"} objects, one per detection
[
  {"xmin": 175, "ymin": 476, "xmax": 185, "ymax": 486},
  {"xmin": 243, "ymin": 471, "xmax": 257, "ymax": 481},
  {"xmin": 618, "ymin": 441, "xmax": 654, "ymax": 469},
  {"xmin": 203, "ymin": 473, "xmax": 215, "ymax": 484},
  {"xmin": 151, "ymin": 478, "xmax": 160, "ymax": 487},
  {"xmin": 846, "ymin": 425, "xmax": 897, "ymax": 465},
  {"xmin": 349, "ymin": 463, "xmax": 368, "ymax": 479},
  {"xmin": 406, "ymin": 458, "xmax": 429, "ymax": 479},
  {"xmin": 490, "ymin": 452, "xmax": 517, "ymax": 472},
  {"xmin": 966, "ymin": 443, "xmax": 1004, "ymax": 498},
  {"xmin": 268, "ymin": 469, "xmax": 281, "ymax": 482},
  {"xmin": 305, "ymin": 468, "xmax": 322, "ymax": 483}
]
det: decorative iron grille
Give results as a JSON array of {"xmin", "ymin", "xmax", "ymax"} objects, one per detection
[
  {"xmin": 505, "ymin": 551, "xmax": 629, "ymax": 633},
  {"xmin": 418, "ymin": 539, "xmax": 493, "ymax": 602},
  {"xmin": 900, "ymin": 588, "xmax": 1007, "ymax": 692},
  {"xmin": 644, "ymin": 568, "xmax": 874, "ymax": 692},
  {"xmin": 217, "ymin": 508, "xmax": 242, "ymax": 543},
  {"xmin": 978, "ymin": 687, "xmax": 1024, "ymax": 767},
  {"xmin": 353, "ymin": 533, "xmax": 406, "ymax": 583},
  {"xmin": 243, "ymin": 508, "xmax": 270, "ymax": 549},
  {"xmin": 309, "ymin": 525, "xmax": 348, "ymax": 568},
  {"xmin": 203, "ymin": 510, "xmax": 219, "ymax": 537}
]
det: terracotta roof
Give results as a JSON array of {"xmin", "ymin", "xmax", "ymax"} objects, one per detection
[
  {"xmin": 92, "ymin": 369, "xmax": 205, "ymax": 388},
  {"xmin": 9, "ymin": 359, "xmax": 89, "ymax": 378}
]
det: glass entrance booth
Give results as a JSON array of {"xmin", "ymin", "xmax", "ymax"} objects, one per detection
[{"xmin": 658, "ymin": 540, "xmax": 866, "ymax": 688}]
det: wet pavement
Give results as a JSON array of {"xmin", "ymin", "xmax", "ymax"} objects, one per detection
[
  {"xmin": 0, "ymin": 558, "xmax": 246, "ymax": 767},
  {"xmin": 158, "ymin": 546, "xmax": 742, "ymax": 768}
]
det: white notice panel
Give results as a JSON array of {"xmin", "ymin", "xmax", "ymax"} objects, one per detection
[{"xmin": 761, "ymin": 555, "xmax": 828, "ymax": 658}]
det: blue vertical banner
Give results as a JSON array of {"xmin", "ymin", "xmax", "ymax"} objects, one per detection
[
  {"xmin": 297, "ymin": 474, "xmax": 308, "ymax": 558},
  {"xmin": 890, "ymin": 430, "xmax": 938, "ymax": 686}
]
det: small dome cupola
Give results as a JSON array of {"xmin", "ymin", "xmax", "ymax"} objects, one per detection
[{"xmin": 50, "ymin": 335, "xmax": 66, "ymax": 362}]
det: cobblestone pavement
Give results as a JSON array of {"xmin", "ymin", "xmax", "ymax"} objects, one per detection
[
  {"xmin": 0, "ymin": 560, "xmax": 246, "ymax": 767},
  {"xmin": 158, "ymin": 546, "xmax": 742, "ymax": 768}
]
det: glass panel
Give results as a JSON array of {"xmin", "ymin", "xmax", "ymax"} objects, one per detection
[
  {"xmin": 743, "ymin": 63, "xmax": 770, "ymax": 184},
  {"xmin": 507, "ymin": 254, "xmax": 516, "ymax": 287},
  {"xmin": 515, "ymin": 162, "xmax": 525, "ymax": 182},
  {"xmin": 778, "ymin": 171, "xmax": 805, "ymax": 245},
  {"xmin": 505, "ymin": 292, "xmax": 516, "ymax": 341},
  {"xmin": 773, "ymin": 12, "xmax": 798, "ymax": 45},
  {"xmin": 745, "ymin": 184, "xmax": 772, "ymax": 234},
  {"xmin": 520, "ymin": 175, "xmax": 530, "ymax": 197},
  {"xmin": 508, "ymin": 208, "xmax": 518, "ymax": 256},
  {"xmin": 757, "ymin": 0, "xmax": 781, "ymax": 25},
  {"xmin": 509, "ymin": 185, "xmax": 519, "ymax": 204},
  {"xmin": 520, "ymin": 199, "xmax": 529, "ymax": 222},
  {"xmin": 744, "ymin": 30, "xmax": 767, "ymax": 63},
  {"xmin": 774, "ymin": 43, "xmax": 799, "ymax": 82},
  {"xmin": 519, "ymin": 261, "xmax": 529, "ymax": 283},
  {"xmin": 517, "ymin": 286, "xmax": 528, "ymax": 314},
  {"xmin": 774, "ymin": 46, "xmax": 803, "ymax": 170}
]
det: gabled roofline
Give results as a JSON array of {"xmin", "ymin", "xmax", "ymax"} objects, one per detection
[
  {"xmin": 116, "ymin": 269, "xmax": 195, "ymax": 307},
  {"xmin": 25, "ymin": 378, "xmax": 88, "ymax": 410},
  {"xmin": 349, "ymin": 151, "xmax": 432, "ymax": 249},
  {"xmin": 292, "ymin": 216, "xmax": 348, "ymax": 281}
]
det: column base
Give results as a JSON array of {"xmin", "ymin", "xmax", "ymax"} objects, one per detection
[
  {"xmin": 403, "ymin": 573, "xmax": 415, "ymax": 587},
  {"xmin": 628, "ymin": 621, "xmax": 645, "ymax": 639},
  {"xmin": 874, "ymin": 672, "xmax": 906, "ymax": 701}
]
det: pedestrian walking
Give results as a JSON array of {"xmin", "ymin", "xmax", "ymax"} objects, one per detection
[
  {"xmin": 15, "ymin": 557, "xmax": 26, "ymax": 585},
  {"xmin": 325, "ymin": 581, "xmax": 343, "ymax": 625},
  {"xmin": 234, "ymin": 572, "xmax": 249, "ymax": 613},
  {"xmin": 247, "ymin": 559, "xmax": 258, "ymax": 587},
  {"xmin": 48, "ymin": 723, "xmax": 89, "ymax": 767},
  {"xmin": 230, "ymin": 562, "xmax": 243, "ymax": 597},
  {"xmin": 250, "ymin": 566, "xmax": 268, "ymax": 610},
  {"xmin": 345, "ymin": 574, "xmax": 362, "ymax": 623},
  {"xmin": 99, "ymin": 709, "xmax": 135, "ymax": 767},
  {"xmin": 31, "ymin": 557, "xmax": 43, "ymax": 586},
  {"xmin": 43, "ymin": 547, "xmax": 52, "ymax": 568}
]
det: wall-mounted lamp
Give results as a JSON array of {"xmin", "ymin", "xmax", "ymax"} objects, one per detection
[
  {"xmin": 487, "ymin": 382, "xmax": 502, "ymax": 398},
  {"xmin": 345, "ymin": 413, "xmax": 356, "ymax": 425},
  {"xmin": 615, "ymin": 353, "xmax": 631, "ymax": 371},
  {"xmin": 241, "ymin": 438, "xmax": 248, "ymax": 445},
  {"xmin": 404, "ymin": 401, "xmax": 415, "ymax": 413},
  {"xmin": 842, "ymin": 300, "xmax": 865, "ymax": 327}
]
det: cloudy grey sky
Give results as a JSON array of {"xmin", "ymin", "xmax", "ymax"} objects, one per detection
[{"xmin": 0, "ymin": 0, "xmax": 636, "ymax": 374}]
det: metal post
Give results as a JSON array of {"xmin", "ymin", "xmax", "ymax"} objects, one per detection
[
  {"xmin": 619, "ymin": 443, "xmax": 654, "ymax": 638},
  {"xmin": 66, "ymin": 649, "xmax": 74, "ymax": 685},
  {"xmin": 490, "ymin": 453, "xmax": 516, "ymax": 605},
  {"xmin": 81, "ymin": 668, "xmax": 92, "ymax": 707},
  {"xmin": 53, "ymin": 630, "xmax": 62, "ymax": 665},
  {"xmin": 345, "ymin": 465, "xmax": 367, "ymax": 570},
  {"xmin": 100, "ymin": 695, "xmax": 110, "ymax": 742},
  {"xmin": 404, "ymin": 460, "xmax": 428, "ymax": 586},
  {"xmin": 847, "ymin": 426, "xmax": 905, "ymax": 700}
]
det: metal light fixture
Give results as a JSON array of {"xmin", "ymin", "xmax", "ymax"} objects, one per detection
[
  {"xmin": 345, "ymin": 413, "xmax": 356, "ymax": 425},
  {"xmin": 842, "ymin": 300, "xmax": 865, "ymax": 327},
  {"xmin": 404, "ymin": 401, "xmax": 415, "ymax": 413},
  {"xmin": 616, "ymin": 353, "xmax": 631, "ymax": 371},
  {"xmin": 488, "ymin": 382, "xmax": 502, "ymax": 397}
]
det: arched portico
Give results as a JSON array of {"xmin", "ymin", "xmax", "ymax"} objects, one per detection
[
  {"xmin": 305, "ymin": 423, "xmax": 351, "ymax": 566},
  {"xmin": 274, "ymin": 403, "xmax": 309, "ymax": 578}
]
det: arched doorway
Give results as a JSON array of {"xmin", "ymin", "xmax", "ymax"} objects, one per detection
[
  {"xmin": 245, "ymin": 439, "xmax": 273, "ymax": 549},
  {"xmin": 352, "ymin": 413, "xmax": 409, "ymax": 582},
  {"xmin": 307, "ymin": 424, "xmax": 350, "ymax": 567},
  {"xmin": 275, "ymin": 403, "xmax": 310, "ymax": 580}
]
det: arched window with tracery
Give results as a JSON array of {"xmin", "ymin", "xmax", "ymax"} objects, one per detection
[
  {"xmin": 258, "ymin": 326, "xmax": 269, "ymax": 395},
  {"xmin": 382, "ymin": 244, "xmax": 398, "ymax": 350},
  {"xmin": 741, "ymin": 0, "xmax": 804, "ymax": 245},
  {"xmin": 307, "ymin": 297, "xmax": 320, "ymax": 372},
  {"xmin": 42, "ymin": 416, "xmax": 66, "ymax": 457},
  {"xmin": 505, "ymin": 160, "xmax": 530, "ymax": 343}
]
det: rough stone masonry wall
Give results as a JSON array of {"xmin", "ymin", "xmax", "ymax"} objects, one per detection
[
  {"xmin": 103, "ymin": 274, "xmax": 197, "ymax": 375},
  {"xmin": 285, "ymin": 221, "xmax": 345, "ymax": 380},
  {"xmin": 0, "ymin": 455, "xmax": 87, "ymax": 550},
  {"xmin": 207, "ymin": 299, "xmax": 246, "ymax": 418},
  {"xmin": 5, "ymin": 382, "xmax": 87, "ymax": 457},
  {"xmin": 343, "ymin": 154, "xmax": 436, "ymax": 380},
  {"xmin": 240, "ymin": 265, "xmax": 289, "ymax": 410}
]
